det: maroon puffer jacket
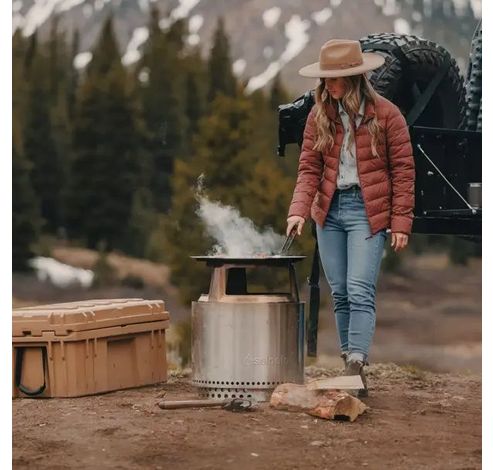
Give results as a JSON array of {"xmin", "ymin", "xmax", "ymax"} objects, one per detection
[{"xmin": 287, "ymin": 93, "xmax": 415, "ymax": 235}]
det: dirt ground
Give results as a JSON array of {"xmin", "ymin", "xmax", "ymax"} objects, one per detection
[
  {"xmin": 13, "ymin": 249, "xmax": 481, "ymax": 468},
  {"xmin": 13, "ymin": 364, "xmax": 481, "ymax": 470}
]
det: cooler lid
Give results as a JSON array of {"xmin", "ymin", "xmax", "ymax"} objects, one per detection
[{"xmin": 13, "ymin": 298, "xmax": 169, "ymax": 337}]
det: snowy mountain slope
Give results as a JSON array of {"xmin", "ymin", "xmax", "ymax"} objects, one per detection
[{"xmin": 12, "ymin": 0, "xmax": 481, "ymax": 96}]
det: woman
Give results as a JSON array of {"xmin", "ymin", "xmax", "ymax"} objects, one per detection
[{"xmin": 286, "ymin": 39, "xmax": 415, "ymax": 397}]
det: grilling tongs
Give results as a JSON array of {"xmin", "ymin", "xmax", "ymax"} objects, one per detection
[{"xmin": 279, "ymin": 227, "xmax": 297, "ymax": 255}]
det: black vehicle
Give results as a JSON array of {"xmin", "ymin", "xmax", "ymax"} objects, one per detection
[{"xmin": 277, "ymin": 25, "xmax": 482, "ymax": 356}]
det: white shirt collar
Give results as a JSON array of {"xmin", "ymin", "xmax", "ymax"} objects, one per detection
[{"xmin": 338, "ymin": 95, "xmax": 366, "ymax": 118}]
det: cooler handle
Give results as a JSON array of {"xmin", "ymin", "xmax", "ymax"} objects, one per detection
[{"xmin": 14, "ymin": 347, "xmax": 48, "ymax": 397}]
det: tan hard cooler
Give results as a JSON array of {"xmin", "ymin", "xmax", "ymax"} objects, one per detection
[{"xmin": 12, "ymin": 298, "xmax": 170, "ymax": 398}]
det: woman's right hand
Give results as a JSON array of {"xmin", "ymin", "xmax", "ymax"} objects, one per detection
[{"xmin": 286, "ymin": 216, "xmax": 305, "ymax": 236}]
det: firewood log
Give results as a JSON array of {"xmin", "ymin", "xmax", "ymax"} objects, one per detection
[{"xmin": 270, "ymin": 383, "xmax": 367, "ymax": 422}]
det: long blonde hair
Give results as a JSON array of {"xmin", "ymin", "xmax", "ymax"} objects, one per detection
[{"xmin": 312, "ymin": 74, "xmax": 382, "ymax": 158}]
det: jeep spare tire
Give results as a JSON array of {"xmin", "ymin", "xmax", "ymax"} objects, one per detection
[{"xmin": 360, "ymin": 33, "xmax": 466, "ymax": 129}]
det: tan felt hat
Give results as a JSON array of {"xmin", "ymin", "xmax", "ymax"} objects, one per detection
[{"xmin": 299, "ymin": 39, "xmax": 385, "ymax": 78}]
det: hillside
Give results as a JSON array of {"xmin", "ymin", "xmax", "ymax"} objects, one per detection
[{"xmin": 13, "ymin": 0, "xmax": 481, "ymax": 96}]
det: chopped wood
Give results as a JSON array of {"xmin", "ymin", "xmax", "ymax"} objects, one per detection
[{"xmin": 270, "ymin": 383, "xmax": 367, "ymax": 422}]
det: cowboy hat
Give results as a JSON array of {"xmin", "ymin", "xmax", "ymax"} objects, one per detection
[{"xmin": 299, "ymin": 39, "xmax": 385, "ymax": 78}]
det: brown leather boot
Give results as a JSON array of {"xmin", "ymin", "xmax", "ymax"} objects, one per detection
[{"xmin": 343, "ymin": 359, "xmax": 368, "ymax": 398}]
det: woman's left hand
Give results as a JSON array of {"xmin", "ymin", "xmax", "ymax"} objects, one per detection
[{"xmin": 391, "ymin": 232, "xmax": 409, "ymax": 252}]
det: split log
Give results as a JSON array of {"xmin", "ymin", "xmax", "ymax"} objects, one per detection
[{"xmin": 270, "ymin": 383, "xmax": 367, "ymax": 422}]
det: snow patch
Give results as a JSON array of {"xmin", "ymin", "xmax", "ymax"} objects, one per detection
[
  {"xmin": 263, "ymin": 7, "xmax": 281, "ymax": 28},
  {"xmin": 94, "ymin": 0, "xmax": 105, "ymax": 12},
  {"xmin": 159, "ymin": 17, "xmax": 172, "ymax": 30},
  {"xmin": 189, "ymin": 14, "xmax": 203, "ymax": 33},
  {"xmin": 330, "ymin": 0, "xmax": 342, "ymax": 6},
  {"xmin": 12, "ymin": 14, "xmax": 25, "ymax": 33},
  {"xmin": 122, "ymin": 27, "xmax": 149, "ymax": 66},
  {"xmin": 263, "ymin": 46, "xmax": 273, "ymax": 59},
  {"xmin": 187, "ymin": 33, "xmax": 200, "ymax": 46},
  {"xmin": 281, "ymin": 15, "xmax": 311, "ymax": 60},
  {"xmin": 394, "ymin": 18, "xmax": 410, "ymax": 35},
  {"xmin": 22, "ymin": 0, "xmax": 62, "ymax": 36},
  {"xmin": 451, "ymin": 0, "xmax": 469, "ymax": 16},
  {"xmin": 138, "ymin": 67, "xmax": 150, "ymax": 84},
  {"xmin": 160, "ymin": 0, "xmax": 201, "ymax": 30},
  {"xmin": 382, "ymin": 0, "xmax": 399, "ymax": 16},
  {"xmin": 469, "ymin": 0, "xmax": 481, "ymax": 19},
  {"xmin": 29, "ymin": 257, "xmax": 94, "ymax": 289},
  {"xmin": 83, "ymin": 4, "xmax": 93, "ymax": 18},
  {"xmin": 12, "ymin": 1, "xmax": 23, "ymax": 13},
  {"xmin": 74, "ymin": 51, "xmax": 93, "ymax": 69},
  {"xmin": 138, "ymin": 0, "xmax": 150, "ymax": 13},
  {"xmin": 311, "ymin": 8, "xmax": 332, "ymax": 25},
  {"xmin": 173, "ymin": 0, "xmax": 201, "ymax": 18},
  {"xmin": 121, "ymin": 51, "xmax": 141, "ymax": 66},
  {"xmin": 21, "ymin": 0, "xmax": 88, "ymax": 35},
  {"xmin": 232, "ymin": 58, "xmax": 246, "ymax": 76},
  {"xmin": 412, "ymin": 11, "xmax": 422, "ymax": 22},
  {"xmin": 57, "ymin": 0, "xmax": 85, "ymax": 14},
  {"xmin": 246, "ymin": 14, "xmax": 310, "ymax": 94}
]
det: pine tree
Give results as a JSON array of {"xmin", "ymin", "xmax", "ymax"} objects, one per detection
[
  {"xmin": 13, "ymin": 30, "xmax": 28, "ymax": 155},
  {"xmin": 135, "ymin": 6, "xmax": 188, "ymax": 212},
  {"xmin": 48, "ymin": 14, "xmax": 63, "ymax": 101},
  {"xmin": 68, "ymin": 14, "xmax": 149, "ymax": 250},
  {"xmin": 46, "ymin": 15, "xmax": 72, "ymax": 226},
  {"xmin": 182, "ymin": 48, "xmax": 208, "ymax": 146},
  {"xmin": 67, "ymin": 28, "xmax": 80, "ymax": 123},
  {"xmin": 22, "ymin": 42, "xmax": 63, "ymax": 233},
  {"xmin": 23, "ymin": 31, "xmax": 37, "ymax": 79},
  {"xmin": 13, "ymin": 145, "xmax": 41, "ymax": 271},
  {"xmin": 191, "ymin": 94, "xmax": 255, "ymax": 203},
  {"xmin": 165, "ymin": 17, "xmax": 187, "ymax": 51},
  {"xmin": 207, "ymin": 16, "xmax": 237, "ymax": 103},
  {"xmin": 269, "ymin": 72, "xmax": 291, "ymax": 111},
  {"xmin": 122, "ymin": 187, "xmax": 157, "ymax": 258}
]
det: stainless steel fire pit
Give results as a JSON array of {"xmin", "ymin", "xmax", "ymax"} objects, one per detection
[{"xmin": 190, "ymin": 255, "xmax": 305, "ymax": 402}]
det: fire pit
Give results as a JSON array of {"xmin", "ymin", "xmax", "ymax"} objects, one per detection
[{"xmin": 190, "ymin": 255, "xmax": 305, "ymax": 402}]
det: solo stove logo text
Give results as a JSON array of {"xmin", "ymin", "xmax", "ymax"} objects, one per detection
[{"xmin": 244, "ymin": 354, "xmax": 288, "ymax": 366}]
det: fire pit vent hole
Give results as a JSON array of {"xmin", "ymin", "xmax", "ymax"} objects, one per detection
[
  {"xmin": 198, "ymin": 389, "xmax": 257, "ymax": 400},
  {"xmin": 192, "ymin": 380, "xmax": 284, "ymax": 387}
]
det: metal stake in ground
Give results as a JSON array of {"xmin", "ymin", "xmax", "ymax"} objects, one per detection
[{"xmin": 157, "ymin": 398, "xmax": 256, "ymax": 412}]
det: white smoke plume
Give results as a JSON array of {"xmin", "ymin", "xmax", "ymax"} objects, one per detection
[{"xmin": 194, "ymin": 174, "xmax": 285, "ymax": 257}]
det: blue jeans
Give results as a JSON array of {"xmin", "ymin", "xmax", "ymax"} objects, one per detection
[{"xmin": 315, "ymin": 186, "xmax": 388, "ymax": 364}]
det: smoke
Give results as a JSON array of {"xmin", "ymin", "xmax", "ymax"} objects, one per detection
[{"xmin": 194, "ymin": 174, "xmax": 285, "ymax": 257}]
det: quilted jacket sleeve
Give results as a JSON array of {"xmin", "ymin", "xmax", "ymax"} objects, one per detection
[
  {"xmin": 287, "ymin": 108, "xmax": 323, "ymax": 221},
  {"xmin": 386, "ymin": 105, "xmax": 416, "ymax": 235}
]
